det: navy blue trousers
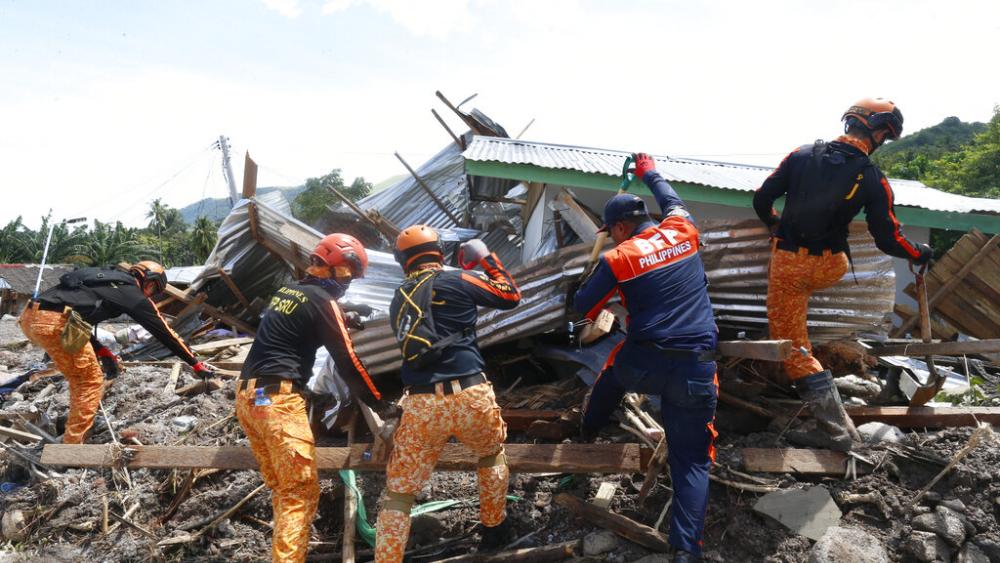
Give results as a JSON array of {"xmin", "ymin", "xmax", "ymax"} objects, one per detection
[{"xmin": 583, "ymin": 338, "xmax": 718, "ymax": 554}]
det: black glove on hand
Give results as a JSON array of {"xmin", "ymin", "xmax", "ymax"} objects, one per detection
[
  {"xmin": 344, "ymin": 311, "xmax": 365, "ymax": 330},
  {"xmin": 914, "ymin": 243, "xmax": 933, "ymax": 266},
  {"xmin": 341, "ymin": 302, "xmax": 374, "ymax": 317}
]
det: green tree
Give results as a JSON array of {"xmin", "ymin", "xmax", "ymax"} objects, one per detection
[
  {"xmin": 292, "ymin": 169, "xmax": 373, "ymax": 224},
  {"xmin": 23, "ymin": 215, "xmax": 89, "ymax": 264},
  {"xmin": 190, "ymin": 216, "xmax": 218, "ymax": 263},
  {"xmin": 73, "ymin": 220, "xmax": 149, "ymax": 266},
  {"xmin": 0, "ymin": 217, "xmax": 32, "ymax": 263}
]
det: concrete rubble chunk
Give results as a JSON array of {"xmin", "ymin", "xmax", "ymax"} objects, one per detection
[
  {"xmin": 582, "ymin": 530, "xmax": 619, "ymax": 556},
  {"xmin": 1, "ymin": 509, "xmax": 27, "ymax": 541},
  {"xmin": 809, "ymin": 526, "xmax": 889, "ymax": 563},
  {"xmin": 971, "ymin": 535, "xmax": 1000, "ymax": 563},
  {"xmin": 940, "ymin": 498, "xmax": 967, "ymax": 513},
  {"xmin": 903, "ymin": 530, "xmax": 951, "ymax": 563},
  {"xmin": 857, "ymin": 421, "xmax": 906, "ymax": 444},
  {"xmin": 912, "ymin": 505, "xmax": 968, "ymax": 547},
  {"xmin": 752, "ymin": 485, "xmax": 842, "ymax": 541},
  {"xmin": 959, "ymin": 542, "xmax": 991, "ymax": 563}
]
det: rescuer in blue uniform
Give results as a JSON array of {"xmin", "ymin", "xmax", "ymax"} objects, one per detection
[{"xmin": 574, "ymin": 153, "xmax": 717, "ymax": 562}]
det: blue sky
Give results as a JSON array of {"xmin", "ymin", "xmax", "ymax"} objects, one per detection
[{"xmin": 2, "ymin": 0, "xmax": 998, "ymax": 228}]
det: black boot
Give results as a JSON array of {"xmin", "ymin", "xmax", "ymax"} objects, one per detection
[
  {"xmin": 673, "ymin": 548, "xmax": 703, "ymax": 562},
  {"xmin": 787, "ymin": 370, "xmax": 858, "ymax": 452},
  {"xmin": 478, "ymin": 518, "xmax": 515, "ymax": 552}
]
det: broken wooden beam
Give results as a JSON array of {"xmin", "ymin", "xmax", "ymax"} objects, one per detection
[
  {"xmin": 500, "ymin": 409, "xmax": 563, "ymax": 431},
  {"xmin": 741, "ymin": 448, "xmax": 868, "ymax": 475},
  {"xmin": 394, "ymin": 151, "xmax": 463, "ymax": 226},
  {"xmin": 867, "ymin": 339, "xmax": 1000, "ymax": 357},
  {"xmin": 845, "ymin": 406, "xmax": 1000, "ymax": 428},
  {"xmin": 0, "ymin": 424, "xmax": 42, "ymax": 443},
  {"xmin": 164, "ymin": 284, "xmax": 256, "ymax": 336},
  {"xmin": 41, "ymin": 443, "xmax": 650, "ymax": 474},
  {"xmin": 554, "ymin": 493, "xmax": 670, "ymax": 552},
  {"xmin": 717, "ymin": 339, "xmax": 792, "ymax": 361}
]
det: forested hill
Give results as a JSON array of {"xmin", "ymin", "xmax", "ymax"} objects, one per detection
[
  {"xmin": 178, "ymin": 185, "xmax": 306, "ymax": 223},
  {"xmin": 872, "ymin": 109, "xmax": 999, "ymax": 199}
]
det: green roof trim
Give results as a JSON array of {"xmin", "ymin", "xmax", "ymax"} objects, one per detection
[{"xmin": 465, "ymin": 159, "xmax": 1000, "ymax": 233}]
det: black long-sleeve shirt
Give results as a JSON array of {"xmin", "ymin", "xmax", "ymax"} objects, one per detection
[
  {"xmin": 38, "ymin": 271, "xmax": 197, "ymax": 365},
  {"xmin": 753, "ymin": 140, "xmax": 922, "ymax": 260},
  {"xmin": 391, "ymin": 253, "xmax": 520, "ymax": 386},
  {"xmin": 241, "ymin": 279, "xmax": 380, "ymax": 402}
]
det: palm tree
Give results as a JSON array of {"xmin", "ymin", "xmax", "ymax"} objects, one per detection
[
  {"xmin": 190, "ymin": 216, "xmax": 218, "ymax": 263},
  {"xmin": 73, "ymin": 220, "xmax": 150, "ymax": 266},
  {"xmin": 0, "ymin": 216, "xmax": 32, "ymax": 263}
]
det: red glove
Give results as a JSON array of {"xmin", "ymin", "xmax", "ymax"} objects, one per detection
[
  {"xmin": 192, "ymin": 361, "xmax": 213, "ymax": 376},
  {"xmin": 96, "ymin": 347, "xmax": 116, "ymax": 359},
  {"xmin": 458, "ymin": 239, "xmax": 490, "ymax": 270},
  {"xmin": 633, "ymin": 152, "xmax": 656, "ymax": 180}
]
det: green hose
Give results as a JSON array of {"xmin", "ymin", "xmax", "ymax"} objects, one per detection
[{"xmin": 339, "ymin": 470, "xmax": 521, "ymax": 548}]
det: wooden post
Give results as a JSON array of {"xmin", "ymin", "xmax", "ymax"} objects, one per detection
[
  {"xmin": 242, "ymin": 153, "xmax": 258, "ymax": 200},
  {"xmin": 431, "ymin": 108, "xmax": 464, "ymax": 150},
  {"xmin": 394, "ymin": 152, "xmax": 463, "ymax": 226},
  {"xmin": 554, "ymin": 493, "xmax": 670, "ymax": 552}
]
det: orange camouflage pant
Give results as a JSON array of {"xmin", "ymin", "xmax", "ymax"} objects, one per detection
[
  {"xmin": 235, "ymin": 380, "xmax": 320, "ymax": 563},
  {"xmin": 767, "ymin": 246, "xmax": 849, "ymax": 380},
  {"xmin": 18, "ymin": 306, "xmax": 103, "ymax": 444},
  {"xmin": 375, "ymin": 381, "xmax": 509, "ymax": 563}
]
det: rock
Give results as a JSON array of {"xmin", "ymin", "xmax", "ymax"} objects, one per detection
[
  {"xmin": 630, "ymin": 555, "xmax": 671, "ymax": 563},
  {"xmin": 959, "ymin": 543, "xmax": 991, "ymax": 563},
  {"xmin": 924, "ymin": 491, "xmax": 943, "ymax": 504},
  {"xmin": 809, "ymin": 526, "xmax": 889, "ymax": 563},
  {"xmin": 903, "ymin": 531, "xmax": 951, "ymax": 563},
  {"xmin": 857, "ymin": 421, "xmax": 906, "ymax": 443},
  {"xmin": 171, "ymin": 415, "xmax": 198, "ymax": 432},
  {"xmin": 1, "ymin": 509, "xmax": 27, "ymax": 541},
  {"xmin": 408, "ymin": 514, "xmax": 446, "ymax": 547},
  {"xmin": 583, "ymin": 530, "xmax": 619, "ymax": 556},
  {"xmin": 912, "ymin": 505, "xmax": 968, "ymax": 547},
  {"xmin": 971, "ymin": 535, "xmax": 1000, "ymax": 563},
  {"xmin": 753, "ymin": 485, "xmax": 842, "ymax": 541},
  {"xmin": 914, "ymin": 506, "xmax": 933, "ymax": 515},
  {"xmin": 941, "ymin": 499, "xmax": 967, "ymax": 513}
]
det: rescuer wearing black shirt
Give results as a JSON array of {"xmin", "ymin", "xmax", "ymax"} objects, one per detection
[{"xmin": 235, "ymin": 233, "xmax": 379, "ymax": 563}]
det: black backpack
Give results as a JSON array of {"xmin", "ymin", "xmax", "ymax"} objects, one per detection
[
  {"xmin": 389, "ymin": 270, "xmax": 469, "ymax": 369},
  {"xmin": 59, "ymin": 267, "xmax": 136, "ymax": 290}
]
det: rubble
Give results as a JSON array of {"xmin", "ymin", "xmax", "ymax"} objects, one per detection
[
  {"xmin": 752, "ymin": 486, "xmax": 842, "ymax": 541},
  {"xmin": 809, "ymin": 526, "xmax": 888, "ymax": 563}
]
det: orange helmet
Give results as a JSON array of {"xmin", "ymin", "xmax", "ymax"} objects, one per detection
[
  {"xmin": 842, "ymin": 98, "xmax": 904, "ymax": 140},
  {"xmin": 312, "ymin": 233, "xmax": 368, "ymax": 278},
  {"xmin": 394, "ymin": 225, "xmax": 442, "ymax": 271},
  {"xmin": 129, "ymin": 260, "xmax": 167, "ymax": 293}
]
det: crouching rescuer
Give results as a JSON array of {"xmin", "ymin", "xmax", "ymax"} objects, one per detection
[
  {"xmin": 235, "ymin": 233, "xmax": 380, "ymax": 563},
  {"xmin": 753, "ymin": 98, "xmax": 931, "ymax": 451},
  {"xmin": 574, "ymin": 154, "xmax": 718, "ymax": 562},
  {"xmin": 375, "ymin": 225, "xmax": 521, "ymax": 562},
  {"xmin": 18, "ymin": 261, "xmax": 210, "ymax": 443}
]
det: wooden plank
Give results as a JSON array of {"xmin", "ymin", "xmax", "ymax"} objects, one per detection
[
  {"xmin": 164, "ymin": 285, "xmax": 256, "ymax": 336},
  {"xmin": 430, "ymin": 108, "xmax": 464, "ymax": 150},
  {"xmin": 217, "ymin": 270, "xmax": 251, "ymax": 309},
  {"xmin": 189, "ymin": 337, "xmax": 255, "ymax": 353},
  {"xmin": 500, "ymin": 409, "xmax": 562, "ymax": 431},
  {"xmin": 124, "ymin": 361, "xmax": 244, "ymax": 371},
  {"xmin": 41, "ymin": 443, "xmax": 650, "ymax": 474},
  {"xmin": 554, "ymin": 493, "xmax": 670, "ymax": 552},
  {"xmin": 893, "ymin": 303, "xmax": 958, "ymax": 340},
  {"xmin": 741, "ymin": 448, "xmax": 865, "ymax": 475},
  {"xmin": 549, "ymin": 189, "xmax": 598, "ymax": 243},
  {"xmin": 868, "ymin": 339, "xmax": 1000, "ymax": 357},
  {"xmin": 0, "ymin": 424, "xmax": 42, "ymax": 443},
  {"xmin": 845, "ymin": 406, "xmax": 1000, "ymax": 428},
  {"xmin": 717, "ymin": 339, "xmax": 793, "ymax": 361},
  {"xmin": 165, "ymin": 363, "xmax": 181, "ymax": 394},
  {"xmin": 893, "ymin": 234, "xmax": 1000, "ymax": 337},
  {"xmin": 242, "ymin": 152, "xmax": 258, "ymax": 199}
]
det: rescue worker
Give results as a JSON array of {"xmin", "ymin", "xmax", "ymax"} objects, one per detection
[
  {"xmin": 753, "ymin": 98, "xmax": 932, "ymax": 451},
  {"xmin": 235, "ymin": 233, "xmax": 380, "ymax": 563},
  {"xmin": 575, "ymin": 153, "xmax": 718, "ymax": 563},
  {"xmin": 375, "ymin": 226, "xmax": 521, "ymax": 563},
  {"xmin": 18, "ymin": 261, "xmax": 210, "ymax": 443}
]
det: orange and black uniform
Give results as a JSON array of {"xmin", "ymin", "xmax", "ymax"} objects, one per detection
[
  {"xmin": 236, "ymin": 277, "xmax": 378, "ymax": 563},
  {"xmin": 376, "ymin": 254, "xmax": 520, "ymax": 563},
  {"xmin": 754, "ymin": 139, "xmax": 925, "ymax": 379},
  {"xmin": 19, "ymin": 267, "xmax": 197, "ymax": 443}
]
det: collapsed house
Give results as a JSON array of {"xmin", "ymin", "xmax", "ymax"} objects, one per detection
[{"xmin": 2, "ymin": 95, "xmax": 1000, "ymax": 562}]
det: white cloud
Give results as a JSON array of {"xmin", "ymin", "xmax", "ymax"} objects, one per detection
[
  {"xmin": 323, "ymin": 0, "xmax": 475, "ymax": 39},
  {"xmin": 262, "ymin": 0, "xmax": 303, "ymax": 18}
]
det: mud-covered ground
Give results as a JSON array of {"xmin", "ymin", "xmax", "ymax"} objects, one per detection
[{"xmin": 0, "ymin": 316, "xmax": 998, "ymax": 562}]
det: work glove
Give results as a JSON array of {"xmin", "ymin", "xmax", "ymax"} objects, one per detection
[
  {"xmin": 913, "ymin": 243, "xmax": 933, "ymax": 266},
  {"xmin": 344, "ymin": 311, "xmax": 366, "ymax": 331},
  {"xmin": 632, "ymin": 152, "xmax": 656, "ymax": 180},
  {"xmin": 458, "ymin": 239, "xmax": 490, "ymax": 270},
  {"xmin": 96, "ymin": 347, "xmax": 122, "ymax": 379}
]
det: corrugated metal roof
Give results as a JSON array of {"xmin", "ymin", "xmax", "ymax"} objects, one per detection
[{"xmin": 464, "ymin": 136, "xmax": 1000, "ymax": 215}]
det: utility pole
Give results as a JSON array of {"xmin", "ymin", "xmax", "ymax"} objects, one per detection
[{"xmin": 217, "ymin": 135, "xmax": 239, "ymax": 207}]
